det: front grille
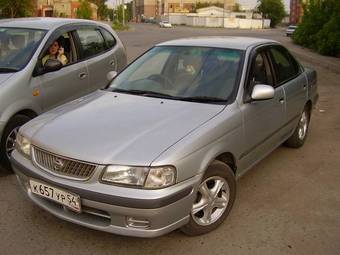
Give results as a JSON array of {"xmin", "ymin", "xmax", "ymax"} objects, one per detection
[{"xmin": 32, "ymin": 147, "xmax": 97, "ymax": 180}]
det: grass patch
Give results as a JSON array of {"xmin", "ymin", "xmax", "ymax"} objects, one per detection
[{"xmin": 112, "ymin": 22, "xmax": 130, "ymax": 31}]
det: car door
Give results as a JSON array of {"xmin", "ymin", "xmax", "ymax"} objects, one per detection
[
  {"xmin": 30, "ymin": 29, "xmax": 90, "ymax": 112},
  {"xmin": 75, "ymin": 26, "xmax": 119, "ymax": 91},
  {"xmin": 267, "ymin": 46, "xmax": 307, "ymax": 134},
  {"xmin": 238, "ymin": 47, "xmax": 286, "ymax": 174}
]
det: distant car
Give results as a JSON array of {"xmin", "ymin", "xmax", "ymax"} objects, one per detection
[
  {"xmin": 0, "ymin": 18, "xmax": 127, "ymax": 170},
  {"xmin": 143, "ymin": 17, "xmax": 157, "ymax": 24},
  {"xmin": 12, "ymin": 37, "xmax": 318, "ymax": 237},
  {"xmin": 159, "ymin": 21, "xmax": 172, "ymax": 28},
  {"xmin": 286, "ymin": 25, "xmax": 297, "ymax": 36}
]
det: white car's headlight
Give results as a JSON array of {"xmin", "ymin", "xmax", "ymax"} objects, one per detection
[
  {"xmin": 15, "ymin": 132, "xmax": 31, "ymax": 158},
  {"xmin": 101, "ymin": 165, "xmax": 176, "ymax": 189}
]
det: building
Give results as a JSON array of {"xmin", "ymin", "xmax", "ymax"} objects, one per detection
[
  {"xmin": 167, "ymin": 6, "xmax": 270, "ymax": 29},
  {"xmin": 133, "ymin": 0, "xmax": 236, "ymax": 20},
  {"xmin": 36, "ymin": 0, "xmax": 98, "ymax": 20},
  {"xmin": 290, "ymin": 0, "xmax": 308, "ymax": 24}
]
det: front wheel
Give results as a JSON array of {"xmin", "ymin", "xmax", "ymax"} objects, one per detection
[
  {"xmin": 0, "ymin": 115, "xmax": 31, "ymax": 171},
  {"xmin": 181, "ymin": 160, "xmax": 236, "ymax": 236},
  {"xmin": 285, "ymin": 107, "xmax": 310, "ymax": 148}
]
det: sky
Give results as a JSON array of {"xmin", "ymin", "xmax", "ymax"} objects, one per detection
[{"xmin": 106, "ymin": 0, "xmax": 291, "ymax": 12}]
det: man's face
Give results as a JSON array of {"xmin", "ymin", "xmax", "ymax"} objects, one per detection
[{"xmin": 49, "ymin": 41, "xmax": 59, "ymax": 55}]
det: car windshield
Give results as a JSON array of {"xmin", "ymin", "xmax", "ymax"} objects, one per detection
[
  {"xmin": 0, "ymin": 27, "xmax": 46, "ymax": 72},
  {"xmin": 108, "ymin": 46, "xmax": 243, "ymax": 103}
]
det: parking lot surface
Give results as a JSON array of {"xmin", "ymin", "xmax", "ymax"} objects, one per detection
[{"xmin": 1, "ymin": 23, "xmax": 339, "ymax": 255}]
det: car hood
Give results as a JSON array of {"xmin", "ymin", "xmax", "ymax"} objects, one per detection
[
  {"xmin": 22, "ymin": 90, "xmax": 224, "ymax": 165},
  {"xmin": 0, "ymin": 73, "xmax": 14, "ymax": 87}
]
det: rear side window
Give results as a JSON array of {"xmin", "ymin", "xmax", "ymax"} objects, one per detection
[
  {"xmin": 100, "ymin": 29, "xmax": 116, "ymax": 49},
  {"xmin": 269, "ymin": 47, "xmax": 300, "ymax": 84},
  {"xmin": 77, "ymin": 28, "xmax": 106, "ymax": 58}
]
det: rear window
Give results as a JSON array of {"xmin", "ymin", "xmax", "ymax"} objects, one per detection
[{"xmin": 100, "ymin": 29, "xmax": 116, "ymax": 49}]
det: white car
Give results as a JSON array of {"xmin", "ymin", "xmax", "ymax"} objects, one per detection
[
  {"xmin": 286, "ymin": 25, "xmax": 297, "ymax": 36},
  {"xmin": 159, "ymin": 21, "xmax": 172, "ymax": 28}
]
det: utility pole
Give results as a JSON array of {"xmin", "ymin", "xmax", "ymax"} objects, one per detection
[
  {"xmin": 122, "ymin": 0, "xmax": 125, "ymax": 26},
  {"xmin": 223, "ymin": 0, "xmax": 226, "ymax": 28}
]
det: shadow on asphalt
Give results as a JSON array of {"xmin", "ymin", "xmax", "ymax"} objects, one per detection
[{"xmin": 0, "ymin": 166, "xmax": 13, "ymax": 177}]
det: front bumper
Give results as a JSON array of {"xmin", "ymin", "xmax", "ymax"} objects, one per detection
[{"xmin": 11, "ymin": 150, "xmax": 202, "ymax": 237}]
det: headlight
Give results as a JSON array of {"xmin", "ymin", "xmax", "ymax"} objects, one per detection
[
  {"xmin": 15, "ymin": 132, "xmax": 31, "ymax": 158},
  {"xmin": 144, "ymin": 166, "xmax": 176, "ymax": 188},
  {"xmin": 101, "ymin": 165, "xmax": 176, "ymax": 189}
]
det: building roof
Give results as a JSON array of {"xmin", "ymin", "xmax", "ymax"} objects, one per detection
[
  {"xmin": 157, "ymin": 36, "xmax": 278, "ymax": 50},
  {"xmin": 0, "ymin": 17, "xmax": 99, "ymax": 30}
]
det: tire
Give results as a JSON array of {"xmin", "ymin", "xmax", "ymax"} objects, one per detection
[
  {"xmin": 181, "ymin": 160, "xmax": 236, "ymax": 236},
  {"xmin": 0, "ymin": 114, "xmax": 31, "ymax": 171},
  {"xmin": 284, "ymin": 106, "xmax": 310, "ymax": 148}
]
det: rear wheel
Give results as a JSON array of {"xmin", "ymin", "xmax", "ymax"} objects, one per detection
[
  {"xmin": 181, "ymin": 160, "xmax": 236, "ymax": 236},
  {"xmin": 0, "ymin": 115, "xmax": 31, "ymax": 171},
  {"xmin": 285, "ymin": 107, "xmax": 310, "ymax": 148}
]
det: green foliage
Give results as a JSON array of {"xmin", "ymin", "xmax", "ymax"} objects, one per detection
[
  {"xmin": 114, "ymin": 3, "xmax": 132, "ymax": 23},
  {"xmin": 233, "ymin": 3, "xmax": 241, "ymax": 12},
  {"xmin": 77, "ymin": 0, "xmax": 92, "ymax": 20},
  {"xmin": 258, "ymin": 0, "xmax": 286, "ymax": 28},
  {"xmin": 0, "ymin": 0, "xmax": 35, "ymax": 18},
  {"xmin": 90, "ymin": 0, "xmax": 109, "ymax": 20},
  {"xmin": 192, "ymin": 2, "xmax": 224, "ymax": 12},
  {"xmin": 293, "ymin": 0, "xmax": 340, "ymax": 56},
  {"xmin": 112, "ymin": 21, "xmax": 130, "ymax": 31}
]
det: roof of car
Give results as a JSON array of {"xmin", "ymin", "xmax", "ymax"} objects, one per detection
[
  {"xmin": 0, "ymin": 17, "xmax": 100, "ymax": 30},
  {"xmin": 157, "ymin": 37, "xmax": 278, "ymax": 50}
]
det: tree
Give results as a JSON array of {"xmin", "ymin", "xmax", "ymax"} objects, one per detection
[
  {"xmin": 258, "ymin": 0, "xmax": 286, "ymax": 28},
  {"xmin": 293, "ymin": 0, "xmax": 340, "ymax": 56},
  {"xmin": 114, "ymin": 3, "xmax": 132, "ymax": 23},
  {"xmin": 233, "ymin": 3, "xmax": 241, "ymax": 12},
  {"xmin": 90, "ymin": 0, "xmax": 110, "ymax": 20},
  {"xmin": 192, "ymin": 2, "xmax": 224, "ymax": 12},
  {"xmin": 0, "ymin": 0, "xmax": 35, "ymax": 18},
  {"xmin": 77, "ymin": 0, "xmax": 92, "ymax": 19}
]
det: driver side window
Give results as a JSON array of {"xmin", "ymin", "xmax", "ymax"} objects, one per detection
[
  {"xmin": 247, "ymin": 51, "xmax": 273, "ymax": 94},
  {"xmin": 41, "ymin": 31, "xmax": 77, "ymax": 68}
]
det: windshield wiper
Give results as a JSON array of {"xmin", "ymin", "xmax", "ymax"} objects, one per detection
[
  {"xmin": 110, "ymin": 88, "xmax": 177, "ymax": 99},
  {"xmin": 180, "ymin": 96, "xmax": 227, "ymax": 103},
  {"xmin": 0, "ymin": 67, "xmax": 19, "ymax": 73}
]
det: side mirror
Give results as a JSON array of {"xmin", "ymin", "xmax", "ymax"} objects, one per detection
[
  {"xmin": 107, "ymin": 71, "xmax": 118, "ymax": 82},
  {"xmin": 251, "ymin": 84, "xmax": 274, "ymax": 101},
  {"xmin": 43, "ymin": 59, "xmax": 62, "ymax": 74}
]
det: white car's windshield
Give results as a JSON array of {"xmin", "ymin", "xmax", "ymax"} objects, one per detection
[
  {"xmin": 108, "ymin": 46, "xmax": 243, "ymax": 103},
  {"xmin": 0, "ymin": 27, "xmax": 46, "ymax": 72}
]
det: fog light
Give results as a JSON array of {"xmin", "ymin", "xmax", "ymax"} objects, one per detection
[{"xmin": 126, "ymin": 217, "xmax": 150, "ymax": 229}]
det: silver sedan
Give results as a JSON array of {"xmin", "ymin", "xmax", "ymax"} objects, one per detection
[{"xmin": 12, "ymin": 37, "xmax": 318, "ymax": 237}]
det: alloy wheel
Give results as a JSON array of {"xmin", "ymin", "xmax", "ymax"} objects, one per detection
[
  {"xmin": 5, "ymin": 126, "xmax": 19, "ymax": 159},
  {"xmin": 191, "ymin": 176, "xmax": 230, "ymax": 226},
  {"xmin": 298, "ymin": 111, "xmax": 308, "ymax": 140}
]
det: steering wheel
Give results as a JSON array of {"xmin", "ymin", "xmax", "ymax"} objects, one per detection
[{"xmin": 147, "ymin": 74, "xmax": 174, "ymax": 89}]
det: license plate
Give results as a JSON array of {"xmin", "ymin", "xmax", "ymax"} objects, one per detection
[{"xmin": 29, "ymin": 179, "xmax": 81, "ymax": 213}]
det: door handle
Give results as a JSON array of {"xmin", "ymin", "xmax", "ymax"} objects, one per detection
[
  {"xmin": 279, "ymin": 98, "xmax": 285, "ymax": 104},
  {"xmin": 78, "ymin": 72, "xmax": 87, "ymax": 79},
  {"xmin": 109, "ymin": 60, "xmax": 115, "ymax": 66},
  {"xmin": 303, "ymin": 84, "xmax": 307, "ymax": 90}
]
